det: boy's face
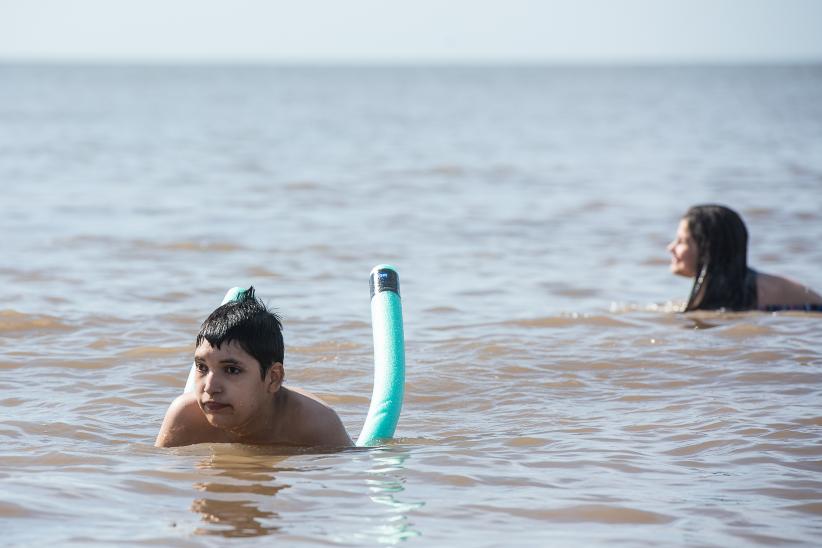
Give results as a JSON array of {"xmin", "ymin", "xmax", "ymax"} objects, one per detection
[{"xmin": 193, "ymin": 339, "xmax": 282, "ymax": 431}]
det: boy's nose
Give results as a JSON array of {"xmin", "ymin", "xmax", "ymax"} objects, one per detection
[{"xmin": 202, "ymin": 372, "xmax": 221, "ymax": 394}]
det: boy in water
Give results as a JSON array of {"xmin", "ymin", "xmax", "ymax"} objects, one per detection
[{"xmin": 155, "ymin": 288, "xmax": 352, "ymax": 448}]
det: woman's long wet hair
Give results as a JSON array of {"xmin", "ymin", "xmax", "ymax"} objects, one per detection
[{"xmin": 683, "ymin": 205, "xmax": 758, "ymax": 311}]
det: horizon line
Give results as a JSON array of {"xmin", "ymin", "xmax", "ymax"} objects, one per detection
[{"xmin": 2, "ymin": 56, "xmax": 822, "ymax": 67}]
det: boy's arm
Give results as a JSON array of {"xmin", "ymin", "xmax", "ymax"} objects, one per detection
[{"xmin": 155, "ymin": 393, "xmax": 207, "ymax": 448}]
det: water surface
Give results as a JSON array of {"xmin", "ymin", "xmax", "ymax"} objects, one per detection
[{"xmin": 1, "ymin": 64, "xmax": 821, "ymax": 546}]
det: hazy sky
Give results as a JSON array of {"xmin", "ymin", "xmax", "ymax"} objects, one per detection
[{"xmin": 2, "ymin": 0, "xmax": 822, "ymax": 63}]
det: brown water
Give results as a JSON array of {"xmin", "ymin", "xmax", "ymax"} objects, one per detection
[{"xmin": 1, "ymin": 64, "xmax": 821, "ymax": 546}]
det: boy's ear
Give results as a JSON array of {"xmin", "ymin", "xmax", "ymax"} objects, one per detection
[{"xmin": 266, "ymin": 362, "xmax": 284, "ymax": 393}]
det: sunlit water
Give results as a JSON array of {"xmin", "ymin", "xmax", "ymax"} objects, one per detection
[{"xmin": 1, "ymin": 64, "xmax": 821, "ymax": 546}]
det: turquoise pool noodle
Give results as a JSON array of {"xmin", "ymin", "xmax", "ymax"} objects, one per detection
[{"xmin": 357, "ymin": 265, "xmax": 406, "ymax": 446}]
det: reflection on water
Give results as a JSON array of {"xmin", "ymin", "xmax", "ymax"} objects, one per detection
[
  {"xmin": 191, "ymin": 498, "xmax": 281, "ymax": 538},
  {"xmin": 190, "ymin": 449, "xmax": 289, "ymax": 538},
  {"xmin": 185, "ymin": 445, "xmax": 425, "ymax": 542},
  {"xmin": 353, "ymin": 446, "xmax": 424, "ymax": 544}
]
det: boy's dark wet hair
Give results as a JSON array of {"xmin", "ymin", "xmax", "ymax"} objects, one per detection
[
  {"xmin": 195, "ymin": 287, "xmax": 284, "ymax": 378},
  {"xmin": 683, "ymin": 204, "xmax": 757, "ymax": 311}
]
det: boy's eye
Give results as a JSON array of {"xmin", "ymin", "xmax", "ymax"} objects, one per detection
[
  {"xmin": 195, "ymin": 362, "xmax": 208, "ymax": 374},
  {"xmin": 226, "ymin": 366, "xmax": 242, "ymax": 375}
]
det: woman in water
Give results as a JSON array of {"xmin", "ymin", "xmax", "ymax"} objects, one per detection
[{"xmin": 667, "ymin": 204, "xmax": 822, "ymax": 312}]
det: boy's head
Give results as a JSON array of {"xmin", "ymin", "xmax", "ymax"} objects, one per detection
[{"xmin": 195, "ymin": 287, "xmax": 284, "ymax": 377}]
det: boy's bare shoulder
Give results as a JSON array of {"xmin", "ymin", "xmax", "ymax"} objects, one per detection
[
  {"xmin": 155, "ymin": 392, "xmax": 223, "ymax": 447},
  {"xmin": 284, "ymin": 387, "xmax": 353, "ymax": 447}
]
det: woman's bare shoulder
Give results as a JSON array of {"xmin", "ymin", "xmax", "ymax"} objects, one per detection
[{"xmin": 756, "ymin": 271, "xmax": 822, "ymax": 309}]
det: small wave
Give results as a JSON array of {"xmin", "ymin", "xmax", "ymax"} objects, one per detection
[
  {"xmin": 505, "ymin": 315, "xmax": 636, "ymax": 329},
  {"xmin": 164, "ymin": 241, "xmax": 244, "ymax": 252},
  {"xmin": 552, "ymin": 287, "xmax": 601, "ymax": 298},
  {"xmin": 455, "ymin": 287, "xmax": 505, "ymax": 297},
  {"xmin": 744, "ymin": 207, "xmax": 776, "ymax": 220},
  {"xmin": 787, "ymin": 502, "xmax": 822, "ymax": 515},
  {"xmin": 505, "ymin": 436, "xmax": 548, "ymax": 448},
  {"xmin": 119, "ymin": 345, "xmax": 190, "ymax": 359},
  {"xmin": 0, "ymin": 501, "xmax": 35, "ymax": 518},
  {"xmin": 641, "ymin": 257, "xmax": 670, "ymax": 266},
  {"xmin": 424, "ymin": 306, "xmax": 460, "ymax": 314},
  {"xmin": 132, "ymin": 239, "xmax": 245, "ymax": 253},
  {"xmin": 245, "ymin": 266, "xmax": 282, "ymax": 278},
  {"xmin": 717, "ymin": 323, "xmax": 776, "ymax": 338},
  {"xmin": 467, "ymin": 503, "xmax": 674, "ymax": 524},
  {"xmin": 0, "ymin": 310, "xmax": 71, "ymax": 334},
  {"xmin": 381, "ymin": 164, "xmax": 466, "ymax": 178},
  {"xmin": 609, "ymin": 301, "xmax": 685, "ymax": 314},
  {"xmin": 138, "ymin": 291, "xmax": 191, "ymax": 303},
  {"xmin": 664, "ymin": 438, "xmax": 747, "ymax": 457},
  {"xmin": 332, "ymin": 320, "xmax": 370, "ymax": 330},
  {"xmin": 329, "ymin": 394, "xmax": 370, "ymax": 405},
  {"xmin": 285, "ymin": 180, "xmax": 323, "ymax": 190},
  {"xmin": 289, "ymin": 340, "xmax": 363, "ymax": 354}
]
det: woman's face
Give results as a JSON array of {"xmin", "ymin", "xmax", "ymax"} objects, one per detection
[{"xmin": 667, "ymin": 219, "xmax": 698, "ymax": 277}]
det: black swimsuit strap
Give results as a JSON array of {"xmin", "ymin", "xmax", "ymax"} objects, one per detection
[{"xmin": 764, "ymin": 303, "xmax": 822, "ymax": 312}]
